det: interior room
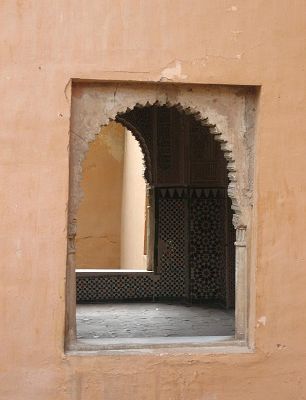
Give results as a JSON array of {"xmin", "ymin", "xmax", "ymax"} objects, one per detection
[{"xmin": 75, "ymin": 104, "xmax": 235, "ymax": 340}]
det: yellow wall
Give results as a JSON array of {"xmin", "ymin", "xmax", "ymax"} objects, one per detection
[
  {"xmin": 76, "ymin": 122, "xmax": 125, "ymax": 268},
  {"xmin": 1, "ymin": 1, "xmax": 306, "ymax": 399}
]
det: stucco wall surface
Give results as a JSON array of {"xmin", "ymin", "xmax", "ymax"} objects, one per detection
[
  {"xmin": 120, "ymin": 131, "xmax": 147, "ymax": 270},
  {"xmin": 0, "ymin": 1, "xmax": 306, "ymax": 399},
  {"xmin": 76, "ymin": 122, "xmax": 125, "ymax": 268}
]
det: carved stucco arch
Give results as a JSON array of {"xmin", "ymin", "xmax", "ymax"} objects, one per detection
[
  {"xmin": 69, "ymin": 102, "xmax": 248, "ymax": 232},
  {"xmin": 115, "ymin": 103, "xmax": 240, "ymax": 199},
  {"xmin": 115, "ymin": 113, "xmax": 153, "ymax": 184},
  {"xmin": 66, "ymin": 83, "xmax": 256, "ymax": 345}
]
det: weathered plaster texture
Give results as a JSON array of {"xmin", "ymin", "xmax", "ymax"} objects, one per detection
[
  {"xmin": 1, "ymin": 1, "xmax": 306, "ymax": 399},
  {"xmin": 70, "ymin": 83, "xmax": 256, "ymax": 230}
]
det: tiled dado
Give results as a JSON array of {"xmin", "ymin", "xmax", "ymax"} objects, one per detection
[{"xmin": 76, "ymin": 189, "xmax": 232, "ymax": 304}]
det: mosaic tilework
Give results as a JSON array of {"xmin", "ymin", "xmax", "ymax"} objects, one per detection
[
  {"xmin": 155, "ymin": 188, "xmax": 187, "ymax": 299},
  {"xmin": 76, "ymin": 188, "xmax": 234, "ymax": 305},
  {"xmin": 189, "ymin": 188, "xmax": 226, "ymax": 301},
  {"xmin": 77, "ymin": 275, "xmax": 154, "ymax": 303}
]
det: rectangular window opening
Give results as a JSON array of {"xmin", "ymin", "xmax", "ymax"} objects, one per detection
[{"xmin": 65, "ymin": 82, "xmax": 258, "ymax": 353}]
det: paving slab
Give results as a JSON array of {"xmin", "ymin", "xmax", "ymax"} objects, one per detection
[{"xmin": 76, "ymin": 303, "xmax": 234, "ymax": 339}]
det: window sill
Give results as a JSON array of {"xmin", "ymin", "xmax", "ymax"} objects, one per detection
[{"xmin": 66, "ymin": 336, "xmax": 252, "ymax": 355}]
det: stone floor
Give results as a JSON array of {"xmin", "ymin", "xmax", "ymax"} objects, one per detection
[{"xmin": 76, "ymin": 302, "xmax": 234, "ymax": 339}]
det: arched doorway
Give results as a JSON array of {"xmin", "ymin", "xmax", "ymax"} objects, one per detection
[{"xmin": 116, "ymin": 104, "xmax": 235, "ymax": 307}]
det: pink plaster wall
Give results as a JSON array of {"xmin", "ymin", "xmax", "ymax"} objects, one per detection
[{"xmin": 0, "ymin": 1, "xmax": 306, "ymax": 399}]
